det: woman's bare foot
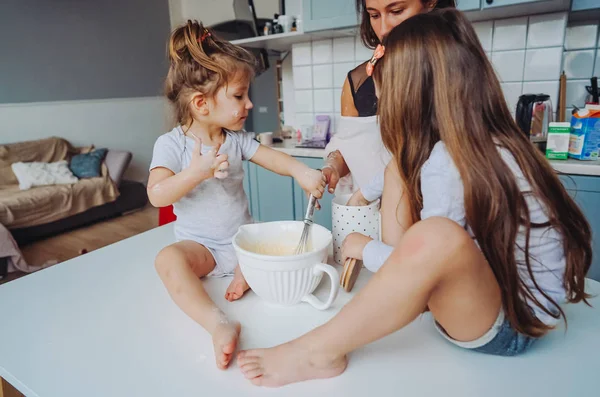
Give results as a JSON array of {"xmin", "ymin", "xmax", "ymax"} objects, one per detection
[
  {"xmin": 237, "ymin": 339, "xmax": 347, "ymax": 387},
  {"xmin": 212, "ymin": 321, "xmax": 241, "ymax": 370},
  {"xmin": 225, "ymin": 265, "xmax": 250, "ymax": 302}
]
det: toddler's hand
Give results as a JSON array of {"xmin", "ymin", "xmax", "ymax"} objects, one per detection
[
  {"xmin": 297, "ymin": 168, "xmax": 326, "ymax": 199},
  {"xmin": 341, "ymin": 232, "xmax": 373, "ymax": 262},
  {"xmin": 189, "ymin": 133, "xmax": 229, "ymax": 180},
  {"xmin": 346, "ymin": 189, "xmax": 369, "ymax": 206}
]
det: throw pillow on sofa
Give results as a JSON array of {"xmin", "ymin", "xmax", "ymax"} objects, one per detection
[
  {"xmin": 69, "ymin": 148, "xmax": 108, "ymax": 178},
  {"xmin": 11, "ymin": 161, "xmax": 79, "ymax": 190}
]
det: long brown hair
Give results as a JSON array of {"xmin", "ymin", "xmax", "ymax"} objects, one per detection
[
  {"xmin": 356, "ymin": 0, "xmax": 456, "ymax": 49},
  {"xmin": 373, "ymin": 9, "xmax": 591, "ymax": 337},
  {"xmin": 165, "ymin": 20, "xmax": 256, "ymax": 126}
]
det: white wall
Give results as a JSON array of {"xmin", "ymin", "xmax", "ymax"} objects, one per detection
[{"xmin": 0, "ymin": 97, "xmax": 171, "ymax": 183}]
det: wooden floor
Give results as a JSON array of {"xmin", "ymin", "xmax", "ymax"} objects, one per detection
[{"xmin": 1, "ymin": 205, "xmax": 159, "ymax": 285}]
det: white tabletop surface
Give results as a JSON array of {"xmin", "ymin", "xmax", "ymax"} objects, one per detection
[{"xmin": 1, "ymin": 224, "xmax": 599, "ymax": 397}]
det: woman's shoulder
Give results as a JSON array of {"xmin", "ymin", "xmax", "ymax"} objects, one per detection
[{"xmin": 347, "ymin": 61, "xmax": 370, "ymax": 89}]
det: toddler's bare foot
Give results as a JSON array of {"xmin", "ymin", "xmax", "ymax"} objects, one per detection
[
  {"xmin": 225, "ymin": 265, "xmax": 249, "ymax": 302},
  {"xmin": 237, "ymin": 339, "xmax": 347, "ymax": 387},
  {"xmin": 212, "ymin": 321, "xmax": 241, "ymax": 370}
]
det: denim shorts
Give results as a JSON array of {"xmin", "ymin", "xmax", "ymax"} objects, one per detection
[{"xmin": 435, "ymin": 309, "xmax": 537, "ymax": 356}]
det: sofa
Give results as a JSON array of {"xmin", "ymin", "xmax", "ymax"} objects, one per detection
[{"xmin": 0, "ymin": 137, "xmax": 148, "ymax": 245}]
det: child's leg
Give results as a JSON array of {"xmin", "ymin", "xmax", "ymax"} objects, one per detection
[
  {"xmin": 225, "ymin": 265, "xmax": 250, "ymax": 302},
  {"xmin": 237, "ymin": 217, "xmax": 502, "ymax": 387},
  {"xmin": 380, "ymin": 161, "xmax": 413, "ymax": 246},
  {"xmin": 155, "ymin": 241, "xmax": 240, "ymax": 370}
]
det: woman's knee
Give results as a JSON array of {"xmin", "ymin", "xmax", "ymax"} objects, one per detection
[{"xmin": 398, "ymin": 217, "xmax": 474, "ymax": 270}]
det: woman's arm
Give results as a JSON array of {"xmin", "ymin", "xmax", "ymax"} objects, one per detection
[
  {"xmin": 341, "ymin": 161, "xmax": 414, "ymax": 272},
  {"xmin": 250, "ymin": 145, "xmax": 325, "ymax": 198},
  {"xmin": 341, "ymin": 77, "xmax": 359, "ymax": 117},
  {"xmin": 381, "ymin": 161, "xmax": 414, "ymax": 245}
]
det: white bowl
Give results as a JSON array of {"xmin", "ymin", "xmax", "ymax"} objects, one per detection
[{"xmin": 232, "ymin": 221, "xmax": 339, "ymax": 310}]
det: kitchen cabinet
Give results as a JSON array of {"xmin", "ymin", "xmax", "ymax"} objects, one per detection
[
  {"xmin": 243, "ymin": 161, "xmax": 253, "ymax": 215},
  {"xmin": 302, "ymin": 0, "xmax": 357, "ymax": 32},
  {"xmin": 293, "ymin": 157, "xmax": 334, "ymax": 231},
  {"xmin": 245, "ymin": 157, "xmax": 333, "ymax": 230},
  {"xmin": 560, "ymin": 174, "xmax": 600, "ymax": 282},
  {"xmin": 458, "ymin": 0, "xmax": 482, "ymax": 12},
  {"xmin": 571, "ymin": 0, "xmax": 600, "ymax": 11},
  {"xmin": 481, "ymin": 0, "xmax": 546, "ymax": 9},
  {"xmin": 246, "ymin": 162, "xmax": 296, "ymax": 222}
]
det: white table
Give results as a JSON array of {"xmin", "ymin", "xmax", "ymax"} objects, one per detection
[{"xmin": 1, "ymin": 224, "xmax": 599, "ymax": 397}]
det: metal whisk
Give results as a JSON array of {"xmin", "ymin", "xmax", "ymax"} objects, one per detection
[{"xmin": 295, "ymin": 195, "xmax": 317, "ymax": 255}]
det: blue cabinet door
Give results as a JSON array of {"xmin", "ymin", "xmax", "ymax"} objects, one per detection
[
  {"xmin": 302, "ymin": 0, "xmax": 357, "ymax": 32},
  {"xmin": 293, "ymin": 157, "xmax": 334, "ymax": 231},
  {"xmin": 457, "ymin": 0, "xmax": 481, "ymax": 11},
  {"xmin": 572, "ymin": 0, "xmax": 600, "ymax": 11},
  {"xmin": 560, "ymin": 175, "xmax": 600, "ymax": 282},
  {"xmin": 249, "ymin": 162, "xmax": 296, "ymax": 222},
  {"xmin": 482, "ymin": 0, "xmax": 545, "ymax": 9},
  {"xmin": 243, "ymin": 161, "xmax": 253, "ymax": 217}
]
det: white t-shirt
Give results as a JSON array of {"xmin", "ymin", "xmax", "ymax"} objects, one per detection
[
  {"xmin": 149, "ymin": 126, "xmax": 259, "ymax": 248},
  {"xmin": 363, "ymin": 141, "xmax": 566, "ymax": 326}
]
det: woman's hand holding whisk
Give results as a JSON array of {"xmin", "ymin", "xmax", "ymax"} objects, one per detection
[{"xmin": 296, "ymin": 168, "xmax": 326, "ymax": 199}]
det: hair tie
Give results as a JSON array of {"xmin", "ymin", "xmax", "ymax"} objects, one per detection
[
  {"xmin": 199, "ymin": 28, "xmax": 212, "ymax": 43},
  {"xmin": 366, "ymin": 44, "xmax": 385, "ymax": 77}
]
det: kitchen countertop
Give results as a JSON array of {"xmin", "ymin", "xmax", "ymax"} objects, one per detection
[
  {"xmin": 266, "ymin": 138, "xmax": 325, "ymax": 159},
  {"xmin": 549, "ymin": 158, "xmax": 600, "ymax": 177},
  {"xmin": 267, "ymin": 140, "xmax": 600, "ymax": 177}
]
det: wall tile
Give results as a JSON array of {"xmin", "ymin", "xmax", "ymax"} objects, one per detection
[
  {"xmin": 493, "ymin": 17, "xmax": 528, "ymax": 51},
  {"xmin": 334, "ymin": 89, "xmax": 343, "ymax": 113},
  {"xmin": 334, "ymin": 62, "xmax": 355, "ymax": 88},
  {"xmin": 527, "ymin": 12, "xmax": 567, "ymax": 48},
  {"xmin": 294, "ymin": 90, "xmax": 314, "ymax": 113},
  {"xmin": 333, "ymin": 37, "xmax": 355, "ymax": 63},
  {"xmin": 492, "ymin": 50, "xmax": 526, "ymax": 82},
  {"xmin": 522, "ymin": 81, "xmax": 560, "ymax": 111},
  {"xmin": 355, "ymin": 36, "xmax": 373, "ymax": 62},
  {"xmin": 313, "ymin": 89, "xmax": 334, "ymax": 112},
  {"xmin": 500, "ymin": 82, "xmax": 523, "ymax": 113},
  {"xmin": 595, "ymin": 50, "xmax": 600, "ymax": 76},
  {"xmin": 564, "ymin": 109, "xmax": 573, "ymax": 124},
  {"xmin": 313, "ymin": 64, "xmax": 334, "ymax": 88},
  {"xmin": 312, "ymin": 39, "xmax": 333, "ymax": 64},
  {"xmin": 474, "ymin": 21, "xmax": 494, "ymax": 52},
  {"xmin": 563, "ymin": 50, "xmax": 595, "ymax": 79},
  {"xmin": 566, "ymin": 80, "xmax": 591, "ymax": 108},
  {"xmin": 524, "ymin": 47, "xmax": 563, "ymax": 81},
  {"xmin": 292, "ymin": 42, "xmax": 312, "ymax": 66},
  {"xmin": 293, "ymin": 66, "xmax": 313, "ymax": 89},
  {"xmin": 565, "ymin": 23, "xmax": 599, "ymax": 50},
  {"xmin": 295, "ymin": 112, "xmax": 314, "ymax": 127}
]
